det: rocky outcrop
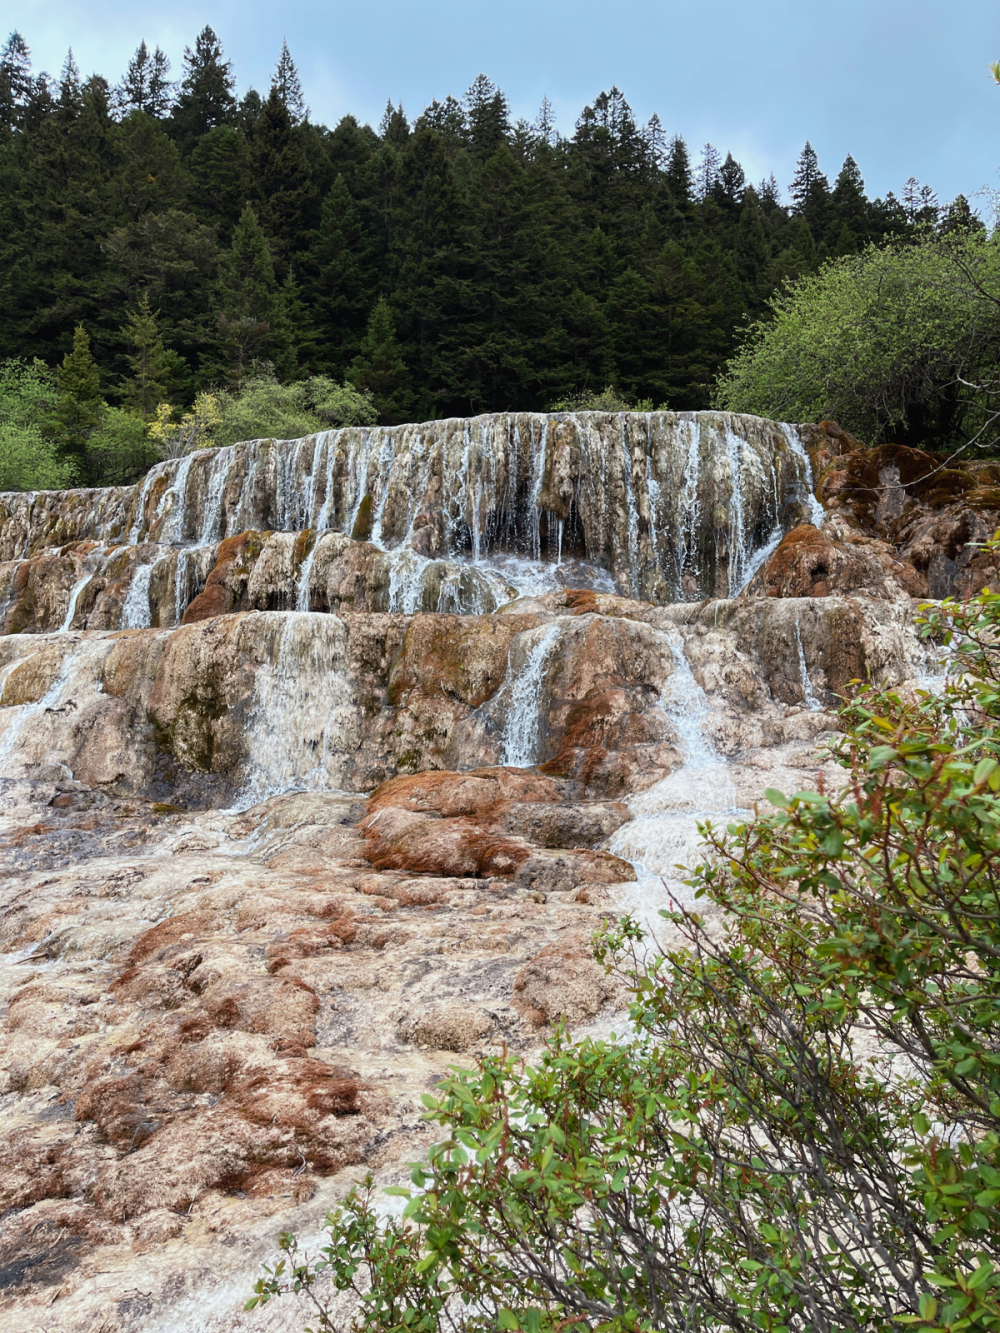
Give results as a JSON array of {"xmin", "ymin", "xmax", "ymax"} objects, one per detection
[{"xmin": 760, "ymin": 422, "xmax": 1000, "ymax": 601}]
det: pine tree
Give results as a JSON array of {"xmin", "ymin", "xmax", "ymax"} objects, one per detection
[
  {"xmin": 120, "ymin": 292, "xmax": 170, "ymax": 416},
  {"xmin": 301, "ymin": 174, "xmax": 373, "ymax": 373},
  {"xmin": 50, "ymin": 324, "xmax": 103, "ymax": 471},
  {"xmin": 419, "ymin": 96, "xmax": 467, "ymax": 151},
  {"xmin": 350, "ymin": 296, "xmax": 412, "ymax": 423},
  {"xmin": 464, "ymin": 74, "xmax": 509, "ymax": 157},
  {"xmin": 757, "ymin": 173, "xmax": 782, "ymax": 213},
  {"xmin": 665, "ymin": 136, "xmax": 693, "ymax": 205},
  {"xmin": 170, "ymin": 26, "xmax": 236, "ymax": 152},
  {"xmin": 215, "ymin": 203, "xmax": 294, "ymax": 385},
  {"xmin": 831, "ymin": 155, "xmax": 868, "ymax": 247},
  {"xmin": 114, "ymin": 41, "xmax": 174, "ymax": 118},
  {"xmin": 734, "ymin": 185, "xmax": 770, "ymax": 307},
  {"xmin": 378, "ymin": 100, "xmax": 410, "ymax": 147},
  {"xmin": 713, "ymin": 152, "xmax": 746, "ymax": 211},
  {"xmin": 533, "ymin": 96, "xmax": 557, "ymax": 146},
  {"xmin": 939, "ymin": 194, "xmax": 986, "ymax": 237},
  {"xmin": 789, "ymin": 141, "xmax": 831, "ymax": 241},
  {"xmin": 696, "ymin": 144, "xmax": 721, "ymax": 200},
  {"xmin": 0, "ymin": 30, "xmax": 32, "ymax": 134},
  {"xmin": 248, "ymin": 87, "xmax": 317, "ymax": 258},
  {"xmin": 644, "ymin": 113, "xmax": 666, "ymax": 166},
  {"xmin": 271, "ymin": 39, "xmax": 307, "ymax": 123},
  {"xmin": 789, "ymin": 142, "xmax": 829, "ymax": 211},
  {"xmin": 188, "ymin": 123, "xmax": 249, "ymax": 240}
]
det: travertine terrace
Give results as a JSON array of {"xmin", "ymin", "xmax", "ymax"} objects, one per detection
[{"xmin": 0, "ymin": 412, "xmax": 962, "ymax": 1330}]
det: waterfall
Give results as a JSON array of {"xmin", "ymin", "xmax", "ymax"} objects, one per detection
[
  {"xmin": 794, "ymin": 621, "xmax": 824, "ymax": 711},
  {"xmin": 780, "ymin": 424, "xmax": 825, "ymax": 527},
  {"xmin": 609, "ymin": 629, "xmax": 743, "ymax": 924},
  {"xmin": 0, "ymin": 653, "xmax": 75, "ymax": 771},
  {"xmin": 499, "ymin": 622, "xmax": 562, "ymax": 767},
  {"xmin": 121, "ymin": 563, "xmax": 155, "ymax": 629},
  {"xmin": 61, "ymin": 572, "xmax": 93, "ymax": 631},
  {"xmin": 160, "ymin": 453, "xmax": 196, "ymax": 544},
  {"xmin": 239, "ymin": 614, "xmax": 355, "ymax": 806},
  {"xmin": 0, "ymin": 413, "xmax": 826, "ymax": 620}
]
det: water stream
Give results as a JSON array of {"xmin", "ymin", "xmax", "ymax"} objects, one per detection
[{"xmin": 609, "ymin": 629, "xmax": 744, "ymax": 928}]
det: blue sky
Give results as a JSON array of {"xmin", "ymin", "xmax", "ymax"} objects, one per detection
[{"xmin": 15, "ymin": 0, "xmax": 1000, "ymax": 209}]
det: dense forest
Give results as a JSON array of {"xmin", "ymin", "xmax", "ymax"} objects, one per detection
[{"xmin": 0, "ymin": 25, "xmax": 980, "ymax": 486}]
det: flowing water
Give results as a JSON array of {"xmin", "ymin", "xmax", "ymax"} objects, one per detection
[
  {"xmin": 0, "ymin": 412, "xmax": 824, "ymax": 618},
  {"xmin": 609, "ymin": 629, "xmax": 745, "ymax": 930}
]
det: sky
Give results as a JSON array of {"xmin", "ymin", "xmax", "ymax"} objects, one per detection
[{"xmin": 12, "ymin": 0, "xmax": 1000, "ymax": 210}]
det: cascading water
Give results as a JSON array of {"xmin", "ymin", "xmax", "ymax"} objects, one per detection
[
  {"xmin": 238, "ymin": 613, "xmax": 357, "ymax": 806},
  {"xmin": 608, "ymin": 629, "xmax": 744, "ymax": 928},
  {"xmin": 499, "ymin": 623, "xmax": 562, "ymax": 767},
  {"xmin": 795, "ymin": 621, "xmax": 825, "ymax": 711},
  {"xmin": 0, "ymin": 413, "xmax": 823, "ymax": 617},
  {"xmin": 121, "ymin": 563, "xmax": 156, "ymax": 629}
]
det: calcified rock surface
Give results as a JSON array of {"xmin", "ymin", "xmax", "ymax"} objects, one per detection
[{"xmin": 0, "ymin": 412, "xmax": 946, "ymax": 1331}]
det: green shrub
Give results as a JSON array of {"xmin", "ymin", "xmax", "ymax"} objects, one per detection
[
  {"xmin": 715, "ymin": 231, "xmax": 1000, "ymax": 454},
  {"xmin": 249, "ymin": 545, "xmax": 1000, "ymax": 1333},
  {"xmin": 0, "ymin": 360, "xmax": 77, "ymax": 491}
]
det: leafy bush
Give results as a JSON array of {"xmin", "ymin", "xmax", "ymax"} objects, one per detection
[
  {"xmin": 149, "ymin": 372, "xmax": 377, "ymax": 455},
  {"xmin": 548, "ymin": 385, "xmax": 661, "ymax": 413},
  {"xmin": 715, "ymin": 230, "xmax": 1000, "ymax": 454},
  {"xmin": 0, "ymin": 360, "xmax": 76, "ymax": 491},
  {"xmin": 250, "ymin": 547, "xmax": 1000, "ymax": 1332}
]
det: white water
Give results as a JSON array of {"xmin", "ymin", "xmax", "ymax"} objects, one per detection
[
  {"xmin": 609, "ymin": 630, "xmax": 744, "ymax": 928},
  {"xmin": 499, "ymin": 622, "xmax": 562, "ymax": 767},
  {"xmin": 121, "ymin": 563, "xmax": 155, "ymax": 629},
  {"xmin": 60, "ymin": 573, "xmax": 93, "ymax": 631},
  {"xmin": 795, "ymin": 621, "xmax": 825, "ymax": 711},
  {"xmin": 780, "ymin": 423, "xmax": 826, "ymax": 527},
  {"xmin": 239, "ymin": 615, "xmax": 357, "ymax": 807},
  {"xmin": 0, "ymin": 654, "xmax": 75, "ymax": 773}
]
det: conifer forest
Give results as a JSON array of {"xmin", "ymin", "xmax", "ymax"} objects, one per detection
[{"xmin": 0, "ymin": 26, "xmax": 968, "ymax": 489}]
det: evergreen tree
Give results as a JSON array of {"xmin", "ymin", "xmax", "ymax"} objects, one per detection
[
  {"xmin": 0, "ymin": 30, "xmax": 32, "ymax": 134},
  {"xmin": 301, "ymin": 175, "xmax": 373, "ymax": 373},
  {"xmin": 50, "ymin": 324, "xmax": 103, "ymax": 470},
  {"xmin": 350, "ymin": 296, "xmax": 412, "ymax": 423},
  {"xmin": 464, "ymin": 73, "xmax": 509, "ymax": 157},
  {"xmin": 713, "ymin": 151, "xmax": 746, "ymax": 212},
  {"xmin": 248, "ymin": 87, "xmax": 317, "ymax": 258},
  {"xmin": 939, "ymin": 194, "xmax": 986, "ymax": 236},
  {"xmin": 378, "ymin": 99, "xmax": 410, "ymax": 147},
  {"xmin": 170, "ymin": 26, "xmax": 235, "ymax": 152},
  {"xmin": 113, "ymin": 111, "xmax": 189, "ymax": 222},
  {"xmin": 188, "ymin": 123, "xmax": 248, "ymax": 240},
  {"xmin": 734, "ymin": 184, "xmax": 770, "ymax": 305},
  {"xmin": 114, "ymin": 41, "xmax": 174, "ymax": 118},
  {"xmin": 215, "ymin": 203, "xmax": 294, "ymax": 385},
  {"xmin": 831, "ymin": 154, "xmax": 868, "ymax": 247},
  {"xmin": 789, "ymin": 141, "xmax": 831, "ymax": 242},
  {"xmin": 757, "ymin": 173, "xmax": 782, "ymax": 213},
  {"xmin": 120, "ymin": 291, "xmax": 170, "ymax": 415},
  {"xmin": 664, "ymin": 136, "xmax": 692, "ymax": 205},
  {"xmin": 271, "ymin": 39, "xmax": 307, "ymax": 124},
  {"xmin": 696, "ymin": 143, "xmax": 721, "ymax": 200},
  {"xmin": 644, "ymin": 113, "xmax": 666, "ymax": 166},
  {"xmin": 418, "ymin": 96, "xmax": 467, "ymax": 152},
  {"xmin": 532, "ymin": 96, "xmax": 557, "ymax": 146}
]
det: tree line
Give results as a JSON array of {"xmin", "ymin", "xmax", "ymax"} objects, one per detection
[{"xmin": 0, "ymin": 25, "xmax": 975, "ymax": 486}]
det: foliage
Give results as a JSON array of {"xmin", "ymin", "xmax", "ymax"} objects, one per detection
[
  {"xmin": 0, "ymin": 25, "xmax": 963, "ymax": 430},
  {"xmin": 0, "ymin": 359, "xmax": 75, "ymax": 490},
  {"xmin": 548, "ymin": 385, "xmax": 660, "ymax": 412},
  {"xmin": 151, "ymin": 371, "xmax": 375, "ymax": 455},
  {"xmin": 715, "ymin": 229, "xmax": 1000, "ymax": 453},
  {"xmin": 249, "ymin": 540, "xmax": 1000, "ymax": 1332}
]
